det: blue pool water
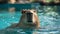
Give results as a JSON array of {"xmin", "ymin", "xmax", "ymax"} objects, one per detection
[
  {"xmin": 0, "ymin": 10, "xmax": 60, "ymax": 34},
  {"xmin": 0, "ymin": 5, "xmax": 60, "ymax": 34}
]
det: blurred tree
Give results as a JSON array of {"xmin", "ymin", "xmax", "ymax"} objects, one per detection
[{"xmin": 0, "ymin": 0, "xmax": 8, "ymax": 4}]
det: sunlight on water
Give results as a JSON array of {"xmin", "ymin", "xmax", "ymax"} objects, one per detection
[
  {"xmin": 0, "ymin": 10, "xmax": 60, "ymax": 34},
  {"xmin": 0, "ymin": 5, "xmax": 60, "ymax": 34},
  {"xmin": 0, "ymin": 12, "xmax": 21, "ymax": 29}
]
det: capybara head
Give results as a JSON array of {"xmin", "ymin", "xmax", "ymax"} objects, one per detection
[{"xmin": 21, "ymin": 9, "xmax": 39, "ymax": 26}]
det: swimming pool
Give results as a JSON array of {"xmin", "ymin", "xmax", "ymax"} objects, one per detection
[{"xmin": 0, "ymin": 5, "xmax": 60, "ymax": 34}]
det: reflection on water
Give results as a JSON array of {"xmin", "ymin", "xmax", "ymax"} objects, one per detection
[
  {"xmin": 38, "ymin": 6, "xmax": 60, "ymax": 29},
  {"xmin": 0, "ymin": 5, "xmax": 60, "ymax": 34},
  {"xmin": 0, "ymin": 28, "xmax": 60, "ymax": 34}
]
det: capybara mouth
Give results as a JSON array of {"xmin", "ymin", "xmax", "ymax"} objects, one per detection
[{"xmin": 26, "ymin": 23, "xmax": 36, "ymax": 27}]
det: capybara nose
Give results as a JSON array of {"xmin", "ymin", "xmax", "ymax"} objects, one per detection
[{"xmin": 26, "ymin": 12, "xmax": 33, "ymax": 23}]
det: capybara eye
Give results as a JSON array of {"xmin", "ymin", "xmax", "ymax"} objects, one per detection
[{"xmin": 22, "ymin": 10, "xmax": 26, "ymax": 14}]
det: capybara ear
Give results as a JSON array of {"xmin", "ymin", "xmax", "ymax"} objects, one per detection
[{"xmin": 22, "ymin": 9, "xmax": 26, "ymax": 14}]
